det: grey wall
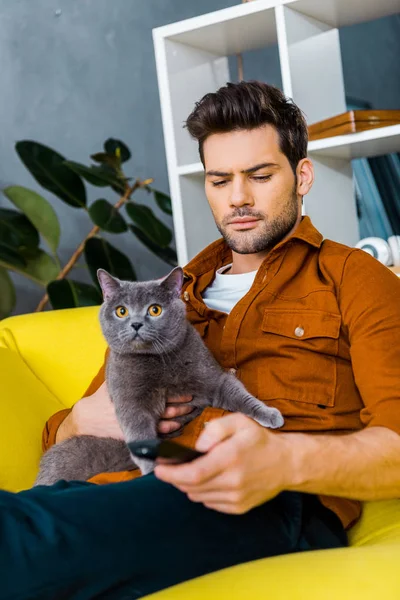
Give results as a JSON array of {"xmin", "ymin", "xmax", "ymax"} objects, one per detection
[{"xmin": 0, "ymin": 0, "xmax": 399, "ymax": 316}]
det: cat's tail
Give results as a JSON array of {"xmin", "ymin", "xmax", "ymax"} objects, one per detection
[{"xmin": 34, "ymin": 435, "xmax": 137, "ymax": 486}]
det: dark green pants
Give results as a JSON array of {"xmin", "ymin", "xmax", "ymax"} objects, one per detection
[{"xmin": 0, "ymin": 475, "xmax": 347, "ymax": 599}]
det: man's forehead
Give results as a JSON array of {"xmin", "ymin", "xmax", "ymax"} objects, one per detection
[{"xmin": 203, "ymin": 126, "xmax": 283, "ymax": 172}]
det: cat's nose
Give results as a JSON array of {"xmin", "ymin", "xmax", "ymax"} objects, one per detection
[{"xmin": 131, "ymin": 322, "xmax": 143, "ymax": 331}]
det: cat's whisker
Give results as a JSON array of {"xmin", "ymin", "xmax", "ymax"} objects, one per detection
[
  {"xmin": 149, "ymin": 332, "xmax": 184, "ymax": 371},
  {"xmin": 149, "ymin": 336, "xmax": 169, "ymax": 370}
]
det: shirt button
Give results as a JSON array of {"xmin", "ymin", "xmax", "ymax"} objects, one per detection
[
  {"xmin": 229, "ymin": 368, "xmax": 237, "ymax": 375},
  {"xmin": 294, "ymin": 326, "xmax": 305, "ymax": 338},
  {"xmin": 183, "ymin": 291, "xmax": 190, "ymax": 301}
]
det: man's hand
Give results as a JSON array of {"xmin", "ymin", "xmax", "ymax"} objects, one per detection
[
  {"xmin": 157, "ymin": 394, "xmax": 194, "ymax": 435},
  {"xmin": 56, "ymin": 381, "xmax": 194, "ymax": 443},
  {"xmin": 154, "ymin": 413, "xmax": 293, "ymax": 514}
]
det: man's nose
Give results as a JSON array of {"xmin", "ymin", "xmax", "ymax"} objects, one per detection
[
  {"xmin": 131, "ymin": 322, "xmax": 143, "ymax": 331},
  {"xmin": 229, "ymin": 181, "xmax": 253, "ymax": 207}
]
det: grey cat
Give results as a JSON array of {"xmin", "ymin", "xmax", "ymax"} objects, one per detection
[{"xmin": 34, "ymin": 267, "xmax": 284, "ymax": 486}]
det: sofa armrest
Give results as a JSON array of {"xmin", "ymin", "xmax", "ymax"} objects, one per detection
[{"xmin": 0, "ymin": 306, "xmax": 106, "ymax": 407}]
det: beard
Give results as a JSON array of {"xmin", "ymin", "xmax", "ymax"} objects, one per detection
[{"xmin": 215, "ymin": 187, "xmax": 299, "ymax": 255}]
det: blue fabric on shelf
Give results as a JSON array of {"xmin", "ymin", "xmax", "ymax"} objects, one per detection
[{"xmin": 345, "ymin": 97, "xmax": 400, "ymax": 238}]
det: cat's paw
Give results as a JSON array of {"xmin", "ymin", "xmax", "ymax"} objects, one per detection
[
  {"xmin": 135, "ymin": 458, "xmax": 156, "ymax": 476},
  {"xmin": 255, "ymin": 407, "xmax": 284, "ymax": 429}
]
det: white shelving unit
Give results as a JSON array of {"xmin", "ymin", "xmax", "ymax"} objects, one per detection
[{"xmin": 153, "ymin": 0, "xmax": 400, "ymax": 266}]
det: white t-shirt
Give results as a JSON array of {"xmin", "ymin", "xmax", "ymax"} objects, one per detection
[{"xmin": 201, "ymin": 263, "xmax": 258, "ymax": 314}]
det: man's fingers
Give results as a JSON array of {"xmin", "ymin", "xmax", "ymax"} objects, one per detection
[
  {"xmin": 155, "ymin": 435, "xmax": 237, "ymax": 486},
  {"xmin": 163, "ymin": 404, "xmax": 193, "ymax": 419},
  {"xmin": 157, "ymin": 420, "xmax": 181, "ymax": 434},
  {"xmin": 195, "ymin": 413, "xmax": 251, "ymax": 452},
  {"xmin": 203, "ymin": 503, "xmax": 242, "ymax": 514},
  {"xmin": 167, "ymin": 395, "xmax": 193, "ymax": 404}
]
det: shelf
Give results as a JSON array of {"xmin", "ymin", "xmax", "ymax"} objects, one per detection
[
  {"xmin": 154, "ymin": 0, "xmax": 278, "ymax": 55},
  {"xmin": 308, "ymin": 124, "xmax": 400, "ymax": 159},
  {"xmin": 290, "ymin": 0, "xmax": 400, "ymax": 28},
  {"xmin": 153, "ymin": 0, "xmax": 399, "ymax": 56},
  {"xmin": 177, "ymin": 162, "xmax": 204, "ymax": 176}
]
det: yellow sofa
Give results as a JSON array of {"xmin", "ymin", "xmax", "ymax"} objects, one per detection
[{"xmin": 0, "ymin": 306, "xmax": 400, "ymax": 599}]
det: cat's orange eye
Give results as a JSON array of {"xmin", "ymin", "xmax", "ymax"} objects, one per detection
[
  {"xmin": 115, "ymin": 306, "xmax": 129, "ymax": 318},
  {"xmin": 148, "ymin": 304, "xmax": 162, "ymax": 317}
]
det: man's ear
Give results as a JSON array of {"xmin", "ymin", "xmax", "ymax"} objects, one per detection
[
  {"xmin": 97, "ymin": 269, "xmax": 121, "ymax": 300},
  {"xmin": 296, "ymin": 158, "xmax": 314, "ymax": 197},
  {"xmin": 159, "ymin": 267, "xmax": 184, "ymax": 296}
]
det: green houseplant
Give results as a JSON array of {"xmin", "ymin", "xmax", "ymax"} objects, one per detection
[{"xmin": 0, "ymin": 138, "xmax": 177, "ymax": 319}]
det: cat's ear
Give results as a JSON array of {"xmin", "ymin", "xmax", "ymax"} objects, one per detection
[
  {"xmin": 159, "ymin": 267, "xmax": 184, "ymax": 296},
  {"xmin": 97, "ymin": 269, "xmax": 121, "ymax": 300}
]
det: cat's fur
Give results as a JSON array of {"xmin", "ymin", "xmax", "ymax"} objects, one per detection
[{"xmin": 35, "ymin": 267, "xmax": 283, "ymax": 486}]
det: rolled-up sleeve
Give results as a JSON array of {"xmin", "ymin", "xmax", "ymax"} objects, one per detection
[
  {"xmin": 42, "ymin": 408, "xmax": 72, "ymax": 452},
  {"xmin": 340, "ymin": 250, "xmax": 400, "ymax": 435}
]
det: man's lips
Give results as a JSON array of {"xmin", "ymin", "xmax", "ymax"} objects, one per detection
[{"xmin": 228, "ymin": 217, "xmax": 260, "ymax": 229}]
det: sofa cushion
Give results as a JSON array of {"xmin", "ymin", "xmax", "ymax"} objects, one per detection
[
  {"xmin": 348, "ymin": 499, "xmax": 400, "ymax": 546},
  {"xmin": 140, "ymin": 543, "xmax": 400, "ymax": 599}
]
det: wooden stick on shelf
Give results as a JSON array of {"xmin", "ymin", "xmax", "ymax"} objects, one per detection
[{"xmin": 388, "ymin": 266, "xmax": 400, "ymax": 275}]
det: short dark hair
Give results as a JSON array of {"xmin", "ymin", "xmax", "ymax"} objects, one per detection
[{"xmin": 185, "ymin": 81, "xmax": 308, "ymax": 175}]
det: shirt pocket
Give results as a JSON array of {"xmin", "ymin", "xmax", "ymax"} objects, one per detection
[{"xmin": 257, "ymin": 308, "xmax": 341, "ymax": 407}]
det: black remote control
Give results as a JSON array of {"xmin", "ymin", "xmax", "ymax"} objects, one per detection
[{"xmin": 128, "ymin": 439, "xmax": 204, "ymax": 464}]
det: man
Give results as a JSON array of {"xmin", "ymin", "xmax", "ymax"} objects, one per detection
[{"xmin": 2, "ymin": 81, "xmax": 400, "ymax": 599}]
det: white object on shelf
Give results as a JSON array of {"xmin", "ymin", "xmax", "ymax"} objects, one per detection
[
  {"xmin": 355, "ymin": 237, "xmax": 393, "ymax": 266},
  {"xmin": 388, "ymin": 236, "xmax": 400, "ymax": 267},
  {"xmin": 153, "ymin": 0, "xmax": 400, "ymax": 266}
]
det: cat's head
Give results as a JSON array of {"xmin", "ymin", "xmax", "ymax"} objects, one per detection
[{"xmin": 97, "ymin": 267, "xmax": 187, "ymax": 355}]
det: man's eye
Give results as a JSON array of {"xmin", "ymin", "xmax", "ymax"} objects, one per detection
[
  {"xmin": 212, "ymin": 175, "xmax": 271, "ymax": 187},
  {"xmin": 252, "ymin": 175, "xmax": 272, "ymax": 182}
]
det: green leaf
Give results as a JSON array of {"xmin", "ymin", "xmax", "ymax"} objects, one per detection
[
  {"xmin": 15, "ymin": 141, "xmax": 86, "ymax": 208},
  {"xmin": 130, "ymin": 225, "xmax": 177, "ymax": 267},
  {"xmin": 47, "ymin": 279, "xmax": 102, "ymax": 309},
  {"xmin": 65, "ymin": 161, "xmax": 126, "ymax": 194},
  {"xmin": 0, "ymin": 267, "xmax": 16, "ymax": 319},
  {"xmin": 103, "ymin": 139, "xmax": 131, "ymax": 163},
  {"xmin": 0, "ymin": 246, "xmax": 59, "ymax": 285},
  {"xmin": 125, "ymin": 203, "xmax": 172, "ymax": 248},
  {"xmin": 3, "ymin": 186, "xmax": 61, "ymax": 254},
  {"xmin": 0, "ymin": 243, "xmax": 27, "ymax": 269},
  {"xmin": 90, "ymin": 152, "xmax": 119, "ymax": 169},
  {"xmin": 0, "ymin": 207, "xmax": 39, "ymax": 252},
  {"xmin": 153, "ymin": 190, "xmax": 173, "ymax": 216},
  {"xmin": 84, "ymin": 237, "xmax": 136, "ymax": 290},
  {"xmin": 88, "ymin": 199, "xmax": 128, "ymax": 233},
  {"xmin": 19, "ymin": 249, "xmax": 59, "ymax": 284}
]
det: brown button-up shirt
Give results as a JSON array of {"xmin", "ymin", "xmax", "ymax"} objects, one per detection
[{"xmin": 43, "ymin": 216, "xmax": 400, "ymax": 530}]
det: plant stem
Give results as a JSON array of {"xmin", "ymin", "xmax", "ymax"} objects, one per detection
[{"xmin": 34, "ymin": 178, "xmax": 152, "ymax": 312}]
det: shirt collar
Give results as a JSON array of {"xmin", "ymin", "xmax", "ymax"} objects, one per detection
[{"xmin": 183, "ymin": 216, "xmax": 323, "ymax": 278}]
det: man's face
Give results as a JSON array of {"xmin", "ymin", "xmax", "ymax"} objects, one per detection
[{"xmin": 203, "ymin": 125, "xmax": 303, "ymax": 255}]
